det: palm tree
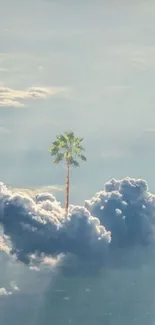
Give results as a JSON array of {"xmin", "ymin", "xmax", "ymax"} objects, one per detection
[{"xmin": 49, "ymin": 131, "xmax": 87, "ymax": 217}]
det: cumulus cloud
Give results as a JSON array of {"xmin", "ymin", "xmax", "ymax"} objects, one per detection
[
  {"xmin": 0, "ymin": 183, "xmax": 110, "ymax": 264},
  {"xmin": 0, "ymin": 86, "xmax": 65, "ymax": 107},
  {"xmin": 85, "ymin": 177, "xmax": 155, "ymax": 248},
  {"xmin": 0, "ymin": 177, "xmax": 155, "ymax": 269}
]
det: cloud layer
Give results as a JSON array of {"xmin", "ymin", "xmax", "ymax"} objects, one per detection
[
  {"xmin": 0, "ymin": 177, "xmax": 155, "ymax": 268},
  {"xmin": 0, "ymin": 182, "xmax": 110, "ymax": 264},
  {"xmin": 0, "ymin": 86, "xmax": 64, "ymax": 107}
]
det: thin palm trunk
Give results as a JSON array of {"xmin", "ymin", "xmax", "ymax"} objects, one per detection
[{"xmin": 65, "ymin": 160, "xmax": 70, "ymax": 217}]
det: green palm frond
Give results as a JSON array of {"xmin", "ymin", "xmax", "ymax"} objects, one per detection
[
  {"xmin": 70, "ymin": 157, "xmax": 80, "ymax": 167},
  {"xmin": 55, "ymin": 135, "xmax": 68, "ymax": 149},
  {"xmin": 65, "ymin": 131, "xmax": 75, "ymax": 141},
  {"xmin": 53, "ymin": 153, "xmax": 64, "ymax": 163},
  {"xmin": 49, "ymin": 131, "xmax": 87, "ymax": 167},
  {"xmin": 79, "ymin": 154, "xmax": 87, "ymax": 161},
  {"xmin": 74, "ymin": 136, "xmax": 83, "ymax": 144},
  {"xmin": 73, "ymin": 145, "xmax": 85, "ymax": 154},
  {"xmin": 49, "ymin": 144, "xmax": 60, "ymax": 156}
]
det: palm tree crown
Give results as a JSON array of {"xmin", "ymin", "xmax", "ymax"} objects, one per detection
[{"xmin": 50, "ymin": 131, "xmax": 86, "ymax": 166}]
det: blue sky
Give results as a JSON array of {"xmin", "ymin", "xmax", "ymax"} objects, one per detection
[{"xmin": 1, "ymin": 0, "xmax": 155, "ymax": 203}]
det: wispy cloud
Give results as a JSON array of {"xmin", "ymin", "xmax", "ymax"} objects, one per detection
[
  {"xmin": 0, "ymin": 86, "xmax": 65, "ymax": 107},
  {"xmin": 12, "ymin": 185, "xmax": 64, "ymax": 196},
  {"xmin": 10, "ymin": 282, "xmax": 20, "ymax": 292}
]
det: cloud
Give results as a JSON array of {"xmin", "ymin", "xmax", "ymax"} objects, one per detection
[
  {"xmin": 10, "ymin": 281, "xmax": 20, "ymax": 291},
  {"xmin": 12, "ymin": 185, "xmax": 63, "ymax": 197},
  {"xmin": 29, "ymin": 266, "xmax": 40, "ymax": 272},
  {"xmin": 0, "ymin": 235, "xmax": 10, "ymax": 254},
  {"xmin": 0, "ymin": 288, "xmax": 12, "ymax": 296},
  {"xmin": 41, "ymin": 254, "xmax": 63, "ymax": 268},
  {"xmin": 0, "ymin": 86, "xmax": 65, "ymax": 107},
  {"xmin": 0, "ymin": 177, "xmax": 155, "ymax": 270},
  {"xmin": 85, "ymin": 177, "xmax": 154, "ymax": 248},
  {"xmin": 0, "ymin": 182, "xmax": 110, "ymax": 264}
]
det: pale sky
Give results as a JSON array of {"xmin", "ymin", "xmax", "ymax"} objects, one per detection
[{"xmin": 1, "ymin": 0, "xmax": 155, "ymax": 203}]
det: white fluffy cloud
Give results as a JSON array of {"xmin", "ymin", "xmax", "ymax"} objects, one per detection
[
  {"xmin": 0, "ymin": 182, "xmax": 111, "ymax": 264},
  {"xmin": 0, "ymin": 86, "xmax": 64, "ymax": 107},
  {"xmin": 1, "ymin": 177, "xmax": 155, "ymax": 268},
  {"xmin": 0, "ymin": 288, "xmax": 12, "ymax": 296}
]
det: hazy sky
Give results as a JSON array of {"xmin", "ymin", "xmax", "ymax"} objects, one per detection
[
  {"xmin": 1, "ymin": 0, "xmax": 155, "ymax": 202},
  {"xmin": 1, "ymin": 3, "xmax": 155, "ymax": 324}
]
